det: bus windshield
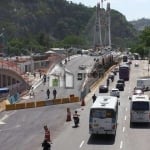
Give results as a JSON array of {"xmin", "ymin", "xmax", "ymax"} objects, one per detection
[
  {"xmin": 90, "ymin": 109, "xmax": 115, "ymax": 119},
  {"xmin": 132, "ymin": 102, "xmax": 149, "ymax": 111}
]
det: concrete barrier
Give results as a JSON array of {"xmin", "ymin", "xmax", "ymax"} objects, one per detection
[
  {"xmin": 16, "ymin": 103, "xmax": 26, "ymax": 109},
  {"xmin": 70, "ymin": 94, "xmax": 74, "ymax": 98},
  {"xmin": 45, "ymin": 100, "xmax": 54, "ymax": 106},
  {"xmin": 53, "ymin": 99, "xmax": 62, "ymax": 105},
  {"xmin": 70, "ymin": 96, "xmax": 80, "ymax": 103},
  {"xmin": 70, "ymin": 96, "xmax": 75, "ymax": 102},
  {"xmin": 26, "ymin": 102, "xmax": 35, "ymax": 108},
  {"xmin": 36, "ymin": 101, "xmax": 46, "ymax": 107},
  {"xmin": 62, "ymin": 98, "xmax": 70, "ymax": 104},
  {"xmin": 5, "ymin": 104, "xmax": 16, "ymax": 111}
]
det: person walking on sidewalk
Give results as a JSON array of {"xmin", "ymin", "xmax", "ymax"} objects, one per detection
[
  {"xmin": 53, "ymin": 88, "xmax": 57, "ymax": 99},
  {"xmin": 46, "ymin": 89, "xmax": 50, "ymax": 99},
  {"xmin": 29, "ymin": 87, "xmax": 35, "ymax": 98},
  {"xmin": 92, "ymin": 93, "xmax": 97, "ymax": 103}
]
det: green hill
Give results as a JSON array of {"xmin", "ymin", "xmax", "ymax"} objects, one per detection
[{"xmin": 0, "ymin": 0, "xmax": 138, "ymax": 54}]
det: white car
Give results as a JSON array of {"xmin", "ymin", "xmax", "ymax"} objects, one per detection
[
  {"xmin": 110, "ymin": 88, "xmax": 120, "ymax": 98},
  {"xmin": 134, "ymin": 63, "xmax": 139, "ymax": 67}
]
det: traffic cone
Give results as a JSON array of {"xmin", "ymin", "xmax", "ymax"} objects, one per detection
[
  {"xmin": 66, "ymin": 108, "xmax": 71, "ymax": 122},
  {"xmin": 81, "ymin": 98, "xmax": 85, "ymax": 106}
]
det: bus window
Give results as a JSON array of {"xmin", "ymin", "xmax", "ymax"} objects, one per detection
[{"xmin": 132, "ymin": 102, "xmax": 149, "ymax": 111}]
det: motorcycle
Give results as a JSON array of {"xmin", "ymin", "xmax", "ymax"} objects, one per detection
[{"xmin": 73, "ymin": 116, "xmax": 79, "ymax": 127}]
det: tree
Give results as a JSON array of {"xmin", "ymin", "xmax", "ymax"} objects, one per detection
[{"xmin": 140, "ymin": 27, "xmax": 150, "ymax": 47}]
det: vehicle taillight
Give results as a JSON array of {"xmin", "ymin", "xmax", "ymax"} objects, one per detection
[{"xmin": 112, "ymin": 125, "xmax": 116, "ymax": 129}]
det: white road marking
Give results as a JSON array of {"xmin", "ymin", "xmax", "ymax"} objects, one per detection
[
  {"xmin": 124, "ymin": 116, "xmax": 127, "ymax": 121},
  {"xmin": 0, "ymin": 111, "xmax": 16, "ymax": 125},
  {"xmin": 125, "ymin": 107, "xmax": 127, "ymax": 111},
  {"xmin": 0, "ymin": 121, "xmax": 6, "ymax": 124},
  {"xmin": 0, "ymin": 124, "xmax": 21, "ymax": 132},
  {"xmin": 79, "ymin": 140, "xmax": 84, "ymax": 148},
  {"xmin": 0, "ymin": 114, "xmax": 8, "ymax": 121},
  {"xmin": 120, "ymin": 141, "xmax": 123, "ymax": 149},
  {"xmin": 122, "ymin": 127, "xmax": 125, "ymax": 132}
]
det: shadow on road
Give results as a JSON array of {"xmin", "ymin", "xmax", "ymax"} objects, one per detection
[
  {"xmin": 130, "ymin": 122, "xmax": 150, "ymax": 129},
  {"xmin": 87, "ymin": 134, "xmax": 115, "ymax": 145}
]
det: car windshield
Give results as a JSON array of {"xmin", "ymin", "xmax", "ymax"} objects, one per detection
[{"xmin": 112, "ymin": 90, "xmax": 118, "ymax": 92}]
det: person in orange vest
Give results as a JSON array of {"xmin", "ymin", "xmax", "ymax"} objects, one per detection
[{"xmin": 44, "ymin": 125, "xmax": 51, "ymax": 142}]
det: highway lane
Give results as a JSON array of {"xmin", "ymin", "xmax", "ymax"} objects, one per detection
[
  {"xmin": 27, "ymin": 54, "xmax": 99, "ymax": 101},
  {"xmin": 0, "ymin": 54, "xmax": 101, "ymax": 150},
  {"xmin": 52, "ymin": 60, "xmax": 150, "ymax": 150},
  {"xmin": 0, "ymin": 52, "xmax": 120, "ymax": 150},
  {"xmin": 0, "ymin": 102, "xmax": 81, "ymax": 150}
]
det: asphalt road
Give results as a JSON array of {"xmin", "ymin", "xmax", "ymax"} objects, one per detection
[
  {"xmin": 22, "ymin": 54, "xmax": 99, "ymax": 102},
  {"xmin": 1, "ymin": 56, "xmax": 148, "ymax": 150},
  {"xmin": 51, "ymin": 60, "xmax": 150, "ymax": 150}
]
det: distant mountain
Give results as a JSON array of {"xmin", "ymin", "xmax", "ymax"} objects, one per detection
[
  {"xmin": 0, "ymin": 0, "xmax": 138, "ymax": 53},
  {"xmin": 130, "ymin": 18, "xmax": 150, "ymax": 31}
]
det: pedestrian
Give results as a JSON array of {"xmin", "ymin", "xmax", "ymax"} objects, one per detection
[
  {"xmin": 107, "ymin": 78, "xmax": 110, "ymax": 86},
  {"xmin": 46, "ymin": 89, "xmax": 50, "ymax": 99},
  {"xmin": 40, "ymin": 72, "xmax": 42, "ymax": 78},
  {"xmin": 42, "ymin": 139, "xmax": 51, "ymax": 150},
  {"xmin": 33, "ymin": 72, "xmax": 36, "ymax": 78},
  {"xmin": 92, "ymin": 94, "xmax": 97, "ymax": 103},
  {"xmin": 43, "ymin": 125, "xmax": 51, "ymax": 142},
  {"xmin": 43, "ymin": 74, "xmax": 47, "ymax": 84},
  {"xmin": 53, "ymin": 88, "xmax": 57, "ymax": 99},
  {"xmin": 29, "ymin": 87, "xmax": 35, "ymax": 98}
]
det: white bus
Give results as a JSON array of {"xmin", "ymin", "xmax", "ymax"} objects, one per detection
[
  {"xmin": 89, "ymin": 96, "xmax": 119, "ymax": 135},
  {"xmin": 130, "ymin": 95, "xmax": 150, "ymax": 123}
]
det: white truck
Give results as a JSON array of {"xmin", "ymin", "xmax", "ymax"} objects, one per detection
[
  {"xmin": 137, "ymin": 77, "xmax": 150, "ymax": 91},
  {"xmin": 110, "ymin": 88, "xmax": 120, "ymax": 98}
]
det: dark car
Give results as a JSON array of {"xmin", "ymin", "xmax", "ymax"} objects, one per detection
[
  {"xmin": 99, "ymin": 85, "xmax": 109, "ymax": 93},
  {"xmin": 116, "ymin": 83, "xmax": 124, "ymax": 91},
  {"xmin": 117, "ymin": 79, "xmax": 125, "ymax": 87}
]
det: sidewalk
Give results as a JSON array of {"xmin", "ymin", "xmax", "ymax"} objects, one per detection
[{"xmin": 0, "ymin": 99, "xmax": 10, "ymax": 112}]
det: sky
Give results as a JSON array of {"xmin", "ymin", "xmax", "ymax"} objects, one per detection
[{"xmin": 66, "ymin": 0, "xmax": 150, "ymax": 21}]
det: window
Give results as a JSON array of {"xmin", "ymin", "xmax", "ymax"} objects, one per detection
[{"xmin": 132, "ymin": 102, "xmax": 149, "ymax": 111}]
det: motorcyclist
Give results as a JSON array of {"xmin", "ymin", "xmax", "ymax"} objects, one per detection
[
  {"xmin": 73, "ymin": 110, "xmax": 80, "ymax": 127},
  {"xmin": 42, "ymin": 139, "xmax": 51, "ymax": 150}
]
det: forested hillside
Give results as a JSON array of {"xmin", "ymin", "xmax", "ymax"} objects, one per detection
[
  {"xmin": 0, "ymin": 0, "xmax": 138, "ymax": 55},
  {"xmin": 130, "ymin": 18, "xmax": 150, "ymax": 31}
]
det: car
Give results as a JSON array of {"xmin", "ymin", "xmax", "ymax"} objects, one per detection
[
  {"xmin": 99, "ymin": 85, "xmax": 109, "ymax": 93},
  {"xmin": 134, "ymin": 63, "xmax": 139, "ymax": 67},
  {"xmin": 133, "ymin": 89, "xmax": 144, "ymax": 95},
  {"xmin": 110, "ymin": 88, "xmax": 120, "ymax": 98},
  {"xmin": 108, "ymin": 73, "xmax": 114, "ymax": 81},
  {"xmin": 117, "ymin": 79, "xmax": 125, "ymax": 87},
  {"xmin": 116, "ymin": 83, "xmax": 124, "ymax": 91},
  {"xmin": 114, "ymin": 67, "xmax": 119, "ymax": 72},
  {"xmin": 79, "ymin": 65, "xmax": 86, "ymax": 70},
  {"xmin": 111, "ymin": 70, "xmax": 117, "ymax": 76}
]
